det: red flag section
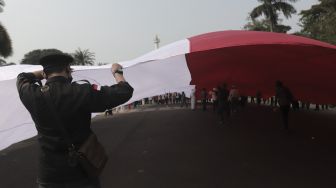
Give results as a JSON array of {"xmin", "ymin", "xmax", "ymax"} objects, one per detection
[{"xmin": 186, "ymin": 30, "xmax": 336, "ymax": 104}]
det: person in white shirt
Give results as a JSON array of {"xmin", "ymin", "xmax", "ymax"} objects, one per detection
[{"xmin": 190, "ymin": 89, "xmax": 196, "ymax": 110}]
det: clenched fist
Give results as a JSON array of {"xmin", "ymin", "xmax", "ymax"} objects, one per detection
[{"xmin": 111, "ymin": 63, "xmax": 123, "ymax": 74}]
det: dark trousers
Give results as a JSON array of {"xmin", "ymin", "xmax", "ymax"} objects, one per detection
[
  {"xmin": 213, "ymin": 100, "xmax": 218, "ymax": 112},
  {"xmin": 180, "ymin": 99, "xmax": 187, "ymax": 107},
  {"xmin": 218, "ymin": 102, "xmax": 231, "ymax": 122},
  {"xmin": 202, "ymin": 99, "xmax": 207, "ymax": 111},
  {"xmin": 280, "ymin": 105, "xmax": 290, "ymax": 129}
]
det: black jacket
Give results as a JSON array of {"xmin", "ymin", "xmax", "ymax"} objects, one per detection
[{"xmin": 16, "ymin": 73, "xmax": 133, "ymax": 183}]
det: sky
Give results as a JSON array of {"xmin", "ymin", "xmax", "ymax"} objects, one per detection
[{"xmin": 1, "ymin": 0, "xmax": 318, "ymax": 64}]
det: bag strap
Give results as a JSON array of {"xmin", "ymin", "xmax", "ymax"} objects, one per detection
[{"xmin": 40, "ymin": 85, "xmax": 75, "ymax": 150}]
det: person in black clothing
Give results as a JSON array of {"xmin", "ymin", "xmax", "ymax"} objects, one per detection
[
  {"xmin": 180, "ymin": 91, "xmax": 188, "ymax": 108},
  {"xmin": 292, "ymin": 99, "xmax": 300, "ymax": 111},
  {"xmin": 201, "ymin": 88, "xmax": 207, "ymax": 111},
  {"xmin": 217, "ymin": 83, "xmax": 230, "ymax": 124},
  {"xmin": 275, "ymin": 81, "xmax": 293, "ymax": 130},
  {"xmin": 256, "ymin": 91, "xmax": 262, "ymax": 105},
  {"xmin": 240, "ymin": 95, "xmax": 248, "ymax": 107},
  {"xmin": 211, "ymin": 88, "xmax": 218, "ymax": 112},
  {"xmin": 16, "ymin": 53, "xmax": 134, "ymax": 188}
]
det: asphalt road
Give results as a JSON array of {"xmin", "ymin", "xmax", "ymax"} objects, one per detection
[{"xmin": 1, "ymin": 105, "xmax": 336, "ymax": 188}]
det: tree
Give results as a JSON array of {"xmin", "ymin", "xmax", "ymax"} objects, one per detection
[
  {"xmin": 299, "ymin": 0, "xmax": 336, "ymax": 44},
  {"xmin": 0, "ymin": 58, "xmax": 6, "ymax": 65},
  {"xmin": 20, "ymin": 49, "xmax": 62, "ymax": 65},
  {"xmin": 244, "ymin": 18, "xmax": 270, "ymax": 31},
  {"xmin": 0, "ymin": 0, "xmax": 5, "ymax": 13},
  {"xmin": 244, "ymin": 17, "xmax": 291, "ymax": 33},
  {"xmin": 250, "ymin": 0, "xmax": 298, "ymax": 32},
  {"xmin": 0, "ymin": 1, "xmax": 13, "ymax": 58},
  {"xmin": 72, "ymin": 48, "xmax": 95, "ymax": 66},
  {"xmin": 0, "ymin": 58, "xmax": 15, "ymax": 66},
  {"xmin": 0, "ymin": 22, "xmax": 12, "ymax": 58}
]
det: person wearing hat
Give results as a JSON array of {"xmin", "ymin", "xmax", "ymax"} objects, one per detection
[{"xmin": 16, "ymin": 53, "xmax": 134, "ymax": 188}]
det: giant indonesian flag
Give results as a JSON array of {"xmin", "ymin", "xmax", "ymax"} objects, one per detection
[{"xmin": 1, "ymin": 30, "xmax": 336, "ymax": 150}]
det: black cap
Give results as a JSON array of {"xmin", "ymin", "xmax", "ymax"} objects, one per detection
[{"xmin": 40, "ymin": 53, "xmax": 73, "ymax": 73}]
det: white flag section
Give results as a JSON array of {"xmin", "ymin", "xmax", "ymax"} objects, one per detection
[{"xmin": 0, "ymin": 39, "xmax": 193, "ymax": 151}]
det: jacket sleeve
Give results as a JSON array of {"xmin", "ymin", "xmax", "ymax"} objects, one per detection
[
  {"xmin": 84, "ymin": 81, "xmax": 134, "ymax": 112},
  {"xmin": 16, "ymin": 73, "xmax": 40, "ymax": 99}
]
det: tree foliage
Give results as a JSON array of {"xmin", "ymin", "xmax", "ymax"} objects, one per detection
[
  {"xmin": 0, "ymin": 58, "xmax": 15, "ymax": 66},
  {"xmin": 244, "ymin": 19, "xmax": 270, "ymax": 31},
  {"xmin": 20, "ymin": 49, "xmax": 62, "ymax": 65},
  {"xmin": 244, "ymin": 18, "xmax": 291, "ymax": 33},
  {"xmin": 0, "ymin": 1, "xmax": 13, "ymax": 58},
  {"xmin": 71, "ymin": 48, "xmax": 95, "ymax": 66},
  {"xmin": 299, "ymin": 0, "xmax": 336, "ymax": 44},
  {"xmin": 0, "ymin": 0, "xmax": 5, "ymax": 13},
  {"xmin": 0, "ymin": 58, "xmax": 6, "ymax": 65},
  {"xmin": 249, "ymin": 0, "xmax": 298, "ymax": 32},
  {"xmin": 0, "ymin": 23, "xmax": 13, "ymax": 58}
]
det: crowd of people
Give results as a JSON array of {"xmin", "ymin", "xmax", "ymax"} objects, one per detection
[
  {"xmin": 198, "ymin": 81, "xmax": 333, "ymax": 130},
  {"xmin": 105, "ymin": 91, "xmax": 191, "ymax": 115},
  {"xmin": 109, "ymin": 81, "xmax": 333, "ymax": 131},
  {"xmin": 128, "ymin": 92, "xmax": 190, "ymax": 109},
  {"xmin": 147, "ymin": 92, "xmax": 189, "ymax": 106}
]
